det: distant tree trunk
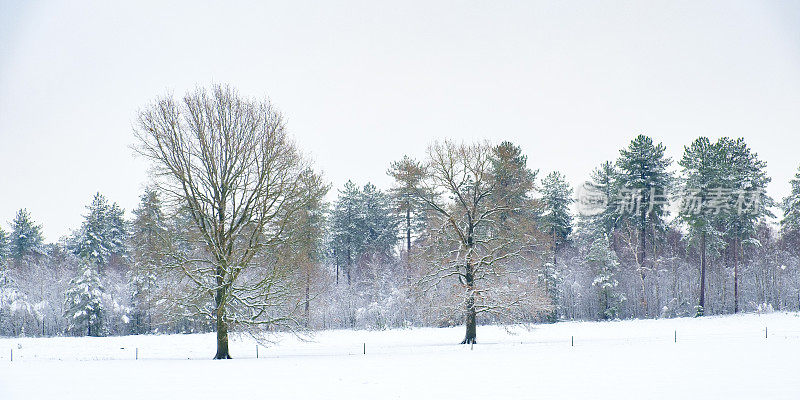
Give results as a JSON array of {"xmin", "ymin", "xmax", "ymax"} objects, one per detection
[
  {"xmin": 334, "ymin": 248, "xmax": 339, "ymax": 285},
  {"xmin": 346, "ymin": 247, "xmax": 352, "ymax": 286},
  {"xmin": 734, "ymin": 238, "xmax": 739, "ymax": 313},
  {"xmin": 406, "ymin": 207, "xmax": 411, "ymax": 253},
  {"xmin": 305, "ymin": 274, "xmax": 311, "ymax": 324},
  {"xmin": 552, "ymin": 229, "xmax": 557, "ymax": 266},
  {"xmin": 638, "ymin": 209, "xmax": 648, "ymax": 316},
  {"xmin": 698, "ymin": 231, "xmax": 707, "ymax": 316}
]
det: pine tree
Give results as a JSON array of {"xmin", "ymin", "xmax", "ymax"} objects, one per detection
[
  {"xmin": 358, "ymin": 183, "xmax": 398, "ymax": 257},
  {"xmin": 330, "ymin": 181, "xmax": 397, "ymax": 285},
  {"xmin": 540, "ymin": 171, "xmax": 574, "ymax": 320},
  {"xmin": 715, "ymin": 138, "xmax": 772, "ymax": 313},
  {"xmin": 129, "ymin": 187, "xmax": 167, "ymax": 334},
  {"xmin": 588, "ymin": 161, "xmax": 619, "ymax": 236},
  {"xmin": 541, "ymin": 171, "xmax": 574, "ymax": 248},
  {"xmin": 615, "ymin": 135, "xmax": 673, "ymax": 316},
  {"xmin": 678, "ymin": 137, "xmax": 719, "ymax": 316},
  {"xmin": 490, "ymin": 141, "xmax": 538, "ymax": 219},
  {"xmin": 64, "ymin": 258, "xmax": 106, "ymax": 336},
  {"xmin": 9, "ymin": 209, "xmax": 44, "ymax": 265},
  {"xmin": 70, "ymin": 193, "xmax": 127, "ymax": 271},
  {"xmin": 105, "ymin": 202, "xmax": 128, "ymax": 261},
  {"xmin": 0, "ymin": 227, "xmax": 9, "ymax": 268},
  {"xmin": 781, "ymin": 165, "xmax": 800, "ymax": 234},
  {"xmin": 587, "ymin": 234, "xmax": 623, "ymax": 320},
  {"xmin": 680, "ymin": 137, "xmax": 772, "ymax": 315},
  {"xmin": 330, "ymin": 181, "xmax": 363, "ymax": 285},
  {"xmin": 387, "ymin": 156, "xmax": 427, "ymax": 254}
]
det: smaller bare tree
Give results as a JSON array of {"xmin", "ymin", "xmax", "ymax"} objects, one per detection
[{"xmin": 411, "ymin": 140, "xmax": 550, "ymax": 344}]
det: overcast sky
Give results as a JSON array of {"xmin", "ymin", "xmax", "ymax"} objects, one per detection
[{"xmin": 1, "ymin": 0, "xmax": 799, "ymax": 241}]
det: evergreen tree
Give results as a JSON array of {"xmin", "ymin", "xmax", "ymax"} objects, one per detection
[
  {"xmin": 129, "ymin": 188, "xmax": 167, "ymax": 334},
  {"xmin": 387, "ymin": 156, "xmax": 427, "ymax": 254},
  {"xmin": 330, "ymin": 181, "xmax": 363, "ymax": 285},
  {"xmin": 286, "ymin": 187, "xmax": 328, "ymax": 325},
  {"xmin": 680, "ymin": 137, "xmax": 772, "ymax": 315},
  {"xmin": 330, "ymin": 181, "xmax": 398, "ymax": 285},
  {"xmin": 64, "ymin": 258, "xmax": 106, "ymax": 336},
  {"xmin": 105, "ymin": 202, "xmax": 128, "ymax": 261},
  {"xmin": 678, "ymin": 137, "xmax": 719, "ymax": 316},
  {"xmin": 540, "ymin": 171, "xmax": 574, "ymax": 320},
  {"xmin": 0, "ymin": 227, "xmax": 9, "ymax": 268},
  {"xmin": 587, "ymin": 161, "xmax": 620, "ymax": 236},
  {"xmin": 587, "ymin": 234, "xmax": 623, "ymax": 320},
  {"xmin": 70, "ymin": 193, "xmax": 127, "ymax": 271},
  {"xmin": 714, "ymin": 138, "xmax": 772, "ymax": 313},
  {"xmin": 615, "ymin": 134, "xmax": 673, "ymax": 315},
  {"xmin": 781, "ymin": 165, "xmax": 800, "ymax": 234},
  {"xmin": 9, "ymin": 208, "xmax": 44, "ymax": 264},
  {"xmin": 490, "ymin": 141, "xmax": 538, "ymax": 220},
  {"xmin": 359, "ymin": 183, "xmax": 398, "ymax": 256},
  {"xmin": 540, "ymin": 171, "xmax": 574, "ymax": 254}
]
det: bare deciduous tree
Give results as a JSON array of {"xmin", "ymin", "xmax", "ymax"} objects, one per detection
[
  {"xmin": 134, "ymin": 84, "xmax": 326, "ymax": 359},
  {"xmin": 412, "ymin": 140, "xmax": 549, "ymax": 344}
]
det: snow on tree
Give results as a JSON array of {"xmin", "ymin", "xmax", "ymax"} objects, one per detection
[
  {"xmin": 9, "ymin": 208, "xmax": 44, "ymax": 265},
  {"xmin": 330, "ymin": 181, "xmax": 398, "ymax": 285},
  {"xmin": 64, "ymin": 258, "xmax": 105, "ymax": 336},
  {"xmin": 0, "ymin": 227, "xmax": 9, "ymax": 268},
  {"xmin": 615, "ymin": 134, "xmax": 673, "ymax": 316},
  {"xmin": 679, "ymin": 137, "xmax": 772, "ymax": 315},
  {"xmin": 412, "ymin": 140, "xmax": 550, "ymax": 344},
  {"xmin": 134, "ymin": 84, "xmax": 326, "ymax": 359},
  {"xmin": 587, "ymin": 234, "xmax": 624, "ymax": 320},
  {"xmin": 587, "ymin": 161, "xmax": 620, "ymax": 236},
  {"xmin": 781, "ymin": 165, "xmax": 800, "ymax": 235},
  {"xmin": 713, "ymin": 138, "xmax": 772, "ymax": 313},
  {"xmin": 540, "ymin": 171, "xmax": 574, "ymax": 321},
  {"xmin": 129, "ymin": 187, "xmax": 168, "ymax": 334},
  {"xmin": 388, "ymin": 155, "xmax": 428, "ymax": 255},
  {"xmin": 69, "ymin": 192, "xmax": 127, "ymax": 271}
]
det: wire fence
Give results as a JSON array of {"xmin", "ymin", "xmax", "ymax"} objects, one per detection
[{"xmin": 2, "ymin": 325, "xmax": 798, "ymax": 362}]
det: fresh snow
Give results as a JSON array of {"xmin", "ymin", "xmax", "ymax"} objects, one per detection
[{"xmin": 1, "ymin": 312, "xmax": 798, "ymax": 399}]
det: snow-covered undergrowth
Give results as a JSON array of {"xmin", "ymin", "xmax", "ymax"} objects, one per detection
[{"xmin": 1, "ymin": 312, "xmax": 798, "ymax": 399}]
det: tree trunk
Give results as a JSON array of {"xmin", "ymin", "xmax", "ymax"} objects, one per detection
[
  {"xmin": 406, "ymin": 206, "xmax": 411, "ymax": 253},
  {"xmin": 462, "ymin": 272, "xmax": 477, "ymax": 345},
  {"xmin": 214, "ymin": 281, "xmax": 232, "ymax": 359},
  {"xmin": 734, "ymin": 238, "xmax": 739, "ymax": 313},
  {"xmin": 639, "ymin": 209, "xmax": 648, "ymax": 316},
  {"xmin": 305, "ymin": 275, "xmax": 310, "ymax": 325},
  {"xmin": 462, "ymin": 233, "xmax": 477, "ymax": 345},
  {"xmin": 698, "ymin": 231, "xmax": 706, "ymax": 316},
  {"xmin": 214, "ymin": 305, "xmax": 231, "ymax": 359},
  {"xmin": 462, "ymin": 298, "xmax": 476, "ymax": 345}
]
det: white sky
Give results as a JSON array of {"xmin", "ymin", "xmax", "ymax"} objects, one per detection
[{"xmin": 1, "ymin": 0, "xmax": 799, "ymax": 241}]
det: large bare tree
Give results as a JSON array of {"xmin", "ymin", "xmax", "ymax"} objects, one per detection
[
  {"xmin": 134, "ymin": 84, "xmax": 326, "ymax": 359},
  {"xmin": 412, "ymin": 140, "xmax": 549, "ymax": 344}
]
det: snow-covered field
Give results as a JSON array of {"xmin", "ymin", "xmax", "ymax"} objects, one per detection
[{"xmin": 0, "ymin": 312, "xmax": 798, "ymax": 399}]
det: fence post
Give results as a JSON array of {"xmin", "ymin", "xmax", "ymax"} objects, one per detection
[
  {"xmin": 135, "ymin": 348, "xmax": 138, "ymax": 360},
  {"xmin": 571, "ymin": 336, "xmax": 574, "ymax": 347},
  {"xmin": 363, "ymin": 343, "xmax": 366, "ymax": 355},
  {"xmin": 674, "ymin": 330, "xmax": 676, "ymax": 343},
  {"xmin": 256, "ymin": 345, "xmax": 259, "ymax": 359},
  {"xmin": 10, "ymin": 348, "xmax": 12, "ymax": 362}
]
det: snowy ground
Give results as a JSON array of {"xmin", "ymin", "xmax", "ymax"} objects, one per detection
[{"xmin": 0, "ymin": 312, "xmax": 798, "ymax": 399}]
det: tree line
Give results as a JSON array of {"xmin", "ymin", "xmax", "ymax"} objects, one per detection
[{"xmin": 1, "ymin": 85, "xmax": 798, "ymax": 357}]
